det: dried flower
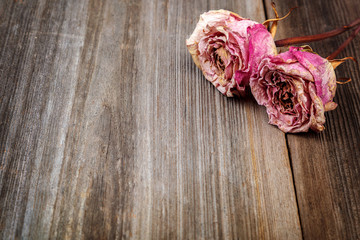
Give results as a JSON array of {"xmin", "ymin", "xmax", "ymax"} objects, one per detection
[
  {"xmin": 250, "ymin": 46, "xmax": 337, "ymax": 133},
  {"xmin": 186, "ymin": 10, "xmax": 276, "ymax": 97}
]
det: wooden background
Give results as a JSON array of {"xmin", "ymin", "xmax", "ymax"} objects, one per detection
[{"xmin": 0, "ymin": 0, "xmax": 359, "ymax": 239}]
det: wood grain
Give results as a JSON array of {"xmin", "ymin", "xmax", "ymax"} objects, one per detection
[
  {"xmin": 264, "ymin": 0, "xmax": 360, "ymax": 239},
  {"xmin": 3, "ymin": 0, "xmax": 358, "ymax": 239},
  {"xmin": 0, "ymin": 0, "xmax": 302, "ymax": 239}
]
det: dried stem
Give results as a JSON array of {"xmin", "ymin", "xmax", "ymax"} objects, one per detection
[
  {"xmin": 275, "ymin": 18, "xmax": 360, "ymax": 47},
  {"xmin": 327, "ymin": 24, "xmax": 360, "ymax": 60}
]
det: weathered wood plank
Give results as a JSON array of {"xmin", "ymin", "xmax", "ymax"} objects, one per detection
[
  {"xmin": 0, "ymin": 0, "xmax": 92, "ymax": 239},
  {"xmin": 264, "ymin": 0, "xmax": 360, "ymax": 239},
  {"xmin": 0, "ymin": 0, "xmax": 301, "ymax": 239}
]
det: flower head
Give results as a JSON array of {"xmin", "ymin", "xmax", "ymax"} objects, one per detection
[
  {"xmin": 186, "ymin": 10, "xmax": 276, "ymax": 97},
  {"xmin": 250, "ymin": 46, "xmax": 337, "ymax": 133}
]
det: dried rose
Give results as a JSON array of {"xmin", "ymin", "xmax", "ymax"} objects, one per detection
[
  {"xmin": 186, "ymin": 10, "xmax": 276, "ymax": 97},
  {"xmin": 250, "ymin": 46, "xmax": 337, "ymax": 133}
]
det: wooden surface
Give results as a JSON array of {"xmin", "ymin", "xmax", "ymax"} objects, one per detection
[
  {"xmin": 0, "ymin": 0, "xmax": 358, "ymax": 239},
  {"xmin": 265, "ymin": 1, "xmax": 360, "ymax": 239}
]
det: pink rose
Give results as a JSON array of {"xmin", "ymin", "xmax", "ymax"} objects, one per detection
[
  {"xmin": 186, "ymin": 10, "xmax": 277, "ymax": 97},
  {"xmin": 250, "ymin": 46, "xmax": 338, "ymax": 133}
]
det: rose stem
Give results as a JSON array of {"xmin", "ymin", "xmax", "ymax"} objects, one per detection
[
  {"xmin": 275, "ymin": 17, "xmax": 360, "ymax": 47},
  {"xmin": 327, "ymin": 24, "xmax": 360, "ymax": 60}
]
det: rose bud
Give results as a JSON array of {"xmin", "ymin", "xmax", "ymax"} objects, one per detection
[
  {"xmin": 186, "ymin": 10, "xmax": 277, "ymax": 97},
  {"xmin": 250, "ymin": 46, "xmax": 338, "ymax": 133}
]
